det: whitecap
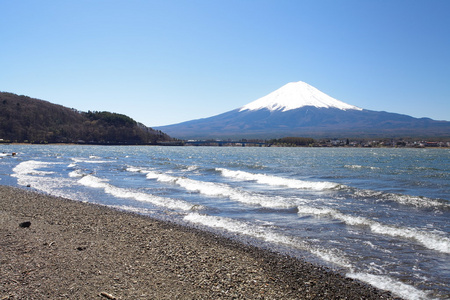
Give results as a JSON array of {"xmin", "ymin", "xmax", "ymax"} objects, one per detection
[
  {"xmin": 78, "ymin": 174, "xmax": 199, "ymax": 212},
  {"xmin": 217, "ymin": 168, "xmax": 343, "ymax": 190},
  {"xmin": 297, "ymin": 206, "xmax": 450, "ymax": 254},
  {"xmin": 344, "ymin": 164, "xmax": 380, "ymax": 170},
  {"xmin": 353, "ymin": 188, "xmax": 449, "ymax": 210},
  {"xmin": 140, "ymin": 169, "xmax": 295, "ymax": 209},
  {"xmin": 68, "ymin": 170, "xmax": 84, "ymax": 178},
  {"xmin": 12, "ymin": 160, "xmax": 57, "ymax": 176},
  {"xmin": 184, "ymin": 212, "xmax": 352, "ymax": 268},
  {"xmin": 184, "ymin": 165, "xmax": 199, "ymax": 172},
  {"xmin": 347, "ymin": 272, "xmax": 432, "ymax": 300},
  {"xmin": 184, "ymin": 212, "xmax": 298, "ymax": 245}
]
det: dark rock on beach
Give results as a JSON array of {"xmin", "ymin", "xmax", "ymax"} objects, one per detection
[
  {"xmin": 19, "ymin": 221, "xmax": 31, "ymax": 228},
  {"xmin": 0, "ymin": 185, "xmax": 399, "ymax": 299}
]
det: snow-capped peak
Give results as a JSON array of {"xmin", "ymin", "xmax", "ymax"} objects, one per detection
[{"xmin": 239, "ymin": 81, "xmax": 362, "ymax": 112}]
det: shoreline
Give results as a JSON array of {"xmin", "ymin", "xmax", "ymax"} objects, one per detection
[
  {"xmin": 2, "ymin": 142, "xmax": 449, "ymax": 148},
  {"xmin": 1, "ymin": 185, "xmax": 397, "ymax": 299}
]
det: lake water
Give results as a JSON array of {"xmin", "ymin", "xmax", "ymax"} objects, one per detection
[{"xmin": 1, "ymin": 145, "xmax": 449, "ymax": 299}]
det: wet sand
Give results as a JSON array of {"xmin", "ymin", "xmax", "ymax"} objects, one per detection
[{"xmin": 0, "ymin": 185, "xmax": 397, "ymax": 299}]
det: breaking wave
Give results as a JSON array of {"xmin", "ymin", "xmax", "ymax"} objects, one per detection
[
  {"xmin": 184, "ymin": 212, "xmax": 352, "ymax": 269},
  {"xmin": 128, "ymin": 167, "xmax": 296, "ymax": 209},
  {"xmin": 344, "ymin": 164, "xmax": 380, "ymax": 170},
  {"xmin": 352, "ymin": 188, "xmax": 450, "ymax": 210},
  {"xmin": 347, "ymin": 273, "xmax": 432, "ymax": 300},
  {"xmin": 216, "ymin": 168, "xmax": 343, "ymax": 190},
  {"xmin": 11, "ymin": 160, "xmax": 87, "ymax": 200},
  {"xmin": 217, "ymin": 167, "xmax": 448, "ymax": 210},
  {"xmin": 78, "ymin": 174, "xmax": 198, "ymax": 211},
  {"xmin": 12, "ymin": 160, "xmax": 57, "ymax": 177},
  {"xmin": 297, "ymin": 206, "xmax": 450, "ymax": 254}
]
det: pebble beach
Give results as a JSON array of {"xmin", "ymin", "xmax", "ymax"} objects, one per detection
[{"xmin": 0, "ymin": 185, "xmax": 398, "ymax": 299}]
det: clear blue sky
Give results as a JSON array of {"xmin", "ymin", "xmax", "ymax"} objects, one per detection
[{"xmin": 1, "ymin": 0, "xmax": 449, "ymax": 126}]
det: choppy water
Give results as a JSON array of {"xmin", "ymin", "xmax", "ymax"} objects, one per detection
[{"xmin": 1, "ymin": 145, "xmax": 449, "ymax": 299}]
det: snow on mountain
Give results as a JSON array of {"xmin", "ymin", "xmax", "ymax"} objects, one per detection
[{"xmin": 239, "ymin": 81, "xmax": 362, "ymax": 112}]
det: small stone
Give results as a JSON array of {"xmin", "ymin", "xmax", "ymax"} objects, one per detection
[{"xmin": 19, "ymin": 221, "xmax": 31, "ymax": 228}]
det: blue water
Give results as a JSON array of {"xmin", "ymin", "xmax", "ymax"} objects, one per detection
[{"xmin": 1, "ymin": 145, "xmax": 449, "ymax": 300}]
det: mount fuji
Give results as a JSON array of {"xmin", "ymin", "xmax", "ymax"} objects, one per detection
[
  {"xmin": 155, "ymin": 81, "xmax": 450, "ymax": 139},
  {"xmin": 239, "ymin": 81, "xmax": 362, "ymax": 112}
]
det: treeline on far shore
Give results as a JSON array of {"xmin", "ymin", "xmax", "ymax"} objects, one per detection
[
  {"xmin": 179, "ymin": 137, "xmax": 450, "ymax": 148},
  {"xmin": 2, "ymin": 136, "xmax": 449, "ymax": 148},
  {"xmin": 269, "ymin": 137, "xmax": 450, "ymax": 148}
]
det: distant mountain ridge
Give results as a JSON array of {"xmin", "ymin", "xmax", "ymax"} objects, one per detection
[
  {"xmin": 155, "ymin": 81, "xmax": 450, "ymax": 139},
  {"xmin": 0, "ymin": 92, "xmax": 171, "ymax": 144}
]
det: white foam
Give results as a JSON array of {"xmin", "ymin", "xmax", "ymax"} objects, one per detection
[
  {"xmin": 344, "ymin": 164, "xmax": 380, "ymax": 170},
  {"xmin": 297, "ymin": 206, "xmax": 450, "ymax": 254},
  {"xmin": 136, "ymin": 169, "xmax": 295, "ymax": 209},
  {"xmin": 71, "ymin": 157, "xmax": 113, "ymax": 164},
  {"xmin": 309, "ymin": 248, "xmax": 352, "ymax": 269},
  {"xmin": 184, "ymin": 213, "xmax": 297, "ymax": 245},
  {"xmin": 217, "ymin": 168, "xmax": 342, "ymax": 190},
  {"xmin": 353, "ymin": 188, "xmax": 450, "ymax": 209},
  {"xmin": 387, "ymin": 193, "xmax": 449, "ymax": 209},
  {"xmin": 346, "ymin": 164, "xmax": 363, "ymax": 169},
  {"xmin": 21, "ymin": 175, "xmax": 88, "ymax": 200},
  {"xmin": 11, "ymin": 160, "xmax": 87, "ymax": 200},
  {"xmin": 109, "ymin": 204, "xmax": 155, "ymax": 215},
  {"xmin": 126, "ymin": 166, "xmax": 142, "ymax": 173},
  {"xmin": 12, "ymin": 160, "xmax": 57, "ymax": 176},
  {"xmin": 68, "ymin": 170, "xmax": 84, "ymax": 178},
  {"xmin": 184, "ymin": 212, "xmax": 352, "ymax": 268},
  {"xmin": 184, "ymin": 165, "xmax": 199, "ymax": 172},
  {"xmin": 347, "ymin": 272, "xmax": 432, "ymax": 300},
  {"xmin": 78, "ymin": 174, "xmax": 198, "ymax": 211}
]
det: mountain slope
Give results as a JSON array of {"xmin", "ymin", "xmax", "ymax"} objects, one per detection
[
  {"xmin": 0, "ymin": 92, "xmax": 171, "ymax": 144},
  {"xmin": 155, "ymin": 82, "xmax": 450, "ymax": 139}
]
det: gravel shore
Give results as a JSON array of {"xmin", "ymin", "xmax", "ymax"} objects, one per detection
[{"xmin": 0, "ymin": 185, "xmax": 398, "ymax": 299}]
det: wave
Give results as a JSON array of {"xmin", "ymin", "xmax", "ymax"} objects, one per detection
[
  {"xmin": 297, "ymin": 206, "xmax": 450, "ymax": 254},
  {"xmin": 344, "ymin": 164, "xmax": 380, "ymax": 170},
  {"xmin": 78, "ymin": 174, "xmax": 199, "ymax": 211},
  {"xmin": 216, "ymin": 168, "xmax": 343, "ymax": 190},
  {"xmin": 184, "ymin": 212, "xmax": 352, "ymax": 269},
  {"xmin": 347, "ymin": 272, "xmax": 432, "ymax": 300},
  {"xmin": 12, "ymin": 160, "xmax": 87, "ymax": 200},
  {"xmin": 126, "ymin": 166, "xmax": 142, "ymax": 173},
  {"xmin": 12, "ymin": 160, "xmax": 57, "ymax": 176},
  {"xmin": 71, "ymin": 158, "xmax": 114, "ymax": 164},
  {"xmin": 109, "ymin": 204, "xmax": 155, "ymax": 215},
  {"xmin": 68, "ymin": 170, "xmax": 84, "ymax": 178},
  {"xmin": 184, "ymin": 213, "xmax": 296, "ymax": 245},
  {"xmin": 184, "ymin": 165, "xmax": 199, "ymax": 172},
  {"xmin": 128, "ymin": 167, "xmax": 296, "ymax": 209},
  {"xmin": 352, "ymin": 188, "xmax": 450, "ymax": 210},
  {"xmin": 217, "ymin": 168, "xmax": 449, "ymax": 210}
]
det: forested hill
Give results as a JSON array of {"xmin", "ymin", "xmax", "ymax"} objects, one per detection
[{"xmin": 0, "ymin": 92, "xmax": 172, "ymax": 144}]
